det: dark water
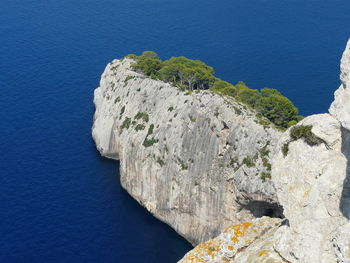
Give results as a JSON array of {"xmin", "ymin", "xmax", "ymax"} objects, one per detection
[{"xmin": 0, "ymin": 0, "xmax": 349, "ymax": 262}]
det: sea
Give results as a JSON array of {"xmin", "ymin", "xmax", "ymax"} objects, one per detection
[{"xmin": 0, "ymin": 0, "xmax": 349, "ymax": 262}]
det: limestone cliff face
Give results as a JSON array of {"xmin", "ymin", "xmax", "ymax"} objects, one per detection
[
  {"xmin": 92, "ymin": 58, "xmax": 282, "ymax": 245},
  {"xmin": 180, "ymin": 39, "xmax": 350, "ymax": 262},
  {"xmin": 270, "ymin": 39, "xmax": 350, "ymax": 263}
]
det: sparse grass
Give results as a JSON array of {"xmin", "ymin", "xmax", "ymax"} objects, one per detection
[
  {"xmin": 214, "ymin": 107, "xmax": 219, "ymax": 117},
  {"xmin": 261, "ymin": 172, "xmax": 271, "ymax": 182},
  {"xmin": 233, "ymin": 106, "xmax": 242, "ymax": 115},
  {"xmin": 134, "ymin": 112, "xmax": 149, "ymax": 122},
  {"xmin": 262, "ymin": 157, "xmax": 271, "ymax": 171},
  {"xmin": 189, "ymin": 115, "xmax": 196, "ymax": 122},
  {"xmin": 124, "ymin": 75, "xmax": 134, "ymax": 87},
  {"xmin": 135, "ymin": 123, "xmax": 145, "ymax": 131},
  {"xmin": 142, "ymin": 124, "xmax": 158, "ymax": 147},
  {"xmin": 119, "ymin": 106, "xmax": 125, "ymax": 119},
  {"xmin": 121, "ymin": 117, "xmax": 131, "ymax": 130},
  {"xmin": 282, "ymin": 143, "xmax": 289, "ymax": 157},
  {"xmin": 177, "ymin": 158, "xmax": 188, "ymax": 170},
  {"xmin": 156, "ymin": 157, "xmax": 165, "ymax": 166},
  {"xmin": 243, "ymin": 157, "xmax": 255, "ymax": 167},
  {"xmin": 143, "ymin": 138, "xmax": 158, "ymax": 147}
]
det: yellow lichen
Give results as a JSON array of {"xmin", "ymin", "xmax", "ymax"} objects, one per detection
[{"xmin": 258, "ymin": 250, "xmax": 267, "ymax": 257}]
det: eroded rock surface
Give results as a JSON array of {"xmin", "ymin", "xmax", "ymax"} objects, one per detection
[{"xmin": 92, "ymin": 58, "xmax": 282, "ymax": 245}]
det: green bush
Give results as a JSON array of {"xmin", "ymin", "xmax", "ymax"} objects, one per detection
[
  {"xmin": 156, "ymin": 157, "xmax": 165, "ymax": 166},
  {"xmin": 261, "ymin": 172, "xmax": 271, "ymax": 182},
  {"xmin": 121, "ymin": 117, "xmax": 131, "ymax": 130},
  {"xmin": 282, "ymin": 143, "xmax": 289, "ymax": 157},
  {"xmin": 189, "ymin": 115, "xmax": 196, "ymax": 122},
  {"xmin": 290, "ymin": 125, "xmax": 323, "ymax": 146},
  {"xmin": 135, "ymin": 123, "xmax": 145, "ymax": 131},
  {"xmin": 243, "ymin": 157, "xmax": 255, "ymax": 167},
  {"xmin": 134, "ymin": 112, "xmax": 149, "ymax": 122},
  {"xmin": 143, "ymin": 138, "xmax": 159, "ymax": 147},
  {"xmin": 128, "ymin": 51, "xmax": 301, "ymax": 129}
]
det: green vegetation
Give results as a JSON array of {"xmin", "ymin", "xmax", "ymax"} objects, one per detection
[
  {"xmin": 156, "ymin": 157, "xmax": 165, "ymax": 166},
  {"xmin": 127, "ymin": 51, "xmax": 301, "ymax": 129},
  {"xmin": 177, "ymin": 158, "xmax": 189, "ymax": 170},
  {"xmin": 134, "ymin": 112, "xmax": 149, "ymax": 122},
  {"xmin": 282, "ymin": 143, "xmax": 289, "ymax": 157},
  {"xmin": 146, "ymin": 124, "xmax": 154, "ymax": 137},
  {"xmin": 143, "ymin": 138, "xmax": 159, "ymax": 147},
  {"xmin": 290, "ymin": 125, "xmax": 323, "ymax": 146},
  {"xmin": 259, "ymin": 142, "xmax": 270, "ymax": 157},
  {"xmin": 261, "ymin": 172, "xmax": 271, "ymax": 182},
  {"xmin": 124, "ymin": 75, "xmax": 134, "ymax": 87},
  {"xmin": 282, "ymin": 125, "xmax": 323, "ymax": 157},
  {"xmin": 168, "ymin": 106, "xmax": 174, "ymax": 112},
  {"xmin": 135, "ymin": 123, "xmax": 145, "ymax": 131},
  {"xmin": 243, "ymin": 157, "xmax": 255, "ymax": 167},
  {"xmin": 114, "ymin": 97, "xmax": 120, "ymax": 104},
  {"xmin": 119, "ymin": 106, "xmax": 125, "ymax": 119},
  {"xmin": 262, "ymin": 157, "xmax": 271, "ymax": 171},
  {"xmin": 121, "ymin": 117, "xmax": 131, "ymax": 130},
  {"xmin": 214, "ymin": 107, "xmax": 219, "ymax": 118},
  {"xmin": 142, "ymin": 124, "xmax": 158, "ymax": 147},
  {"xmin": 189, "ymin": 115, "xmax": 196, "ymax": 122}
]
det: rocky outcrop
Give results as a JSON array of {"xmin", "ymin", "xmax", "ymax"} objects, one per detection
[
  {"xmin": 269, "ymin": 40, "xmax": 350, "ymax": 263},
  {"xmin": 330, "ymin": 39, "xmax": 350, "ymax": 130},
  {"xmin": 178, "ymin": 217, "xmax": 283, "ymax": 263},
  {"xmin": 179, "ymin": 39, "xmax": 350, "ymax": 262},
  {"xmin": 271, "ymin": 113, "xmax": 350, "ymax": 262},
  {"xmin": 92, "ymin": 58, "xmax": 282, "ymax": 245}
]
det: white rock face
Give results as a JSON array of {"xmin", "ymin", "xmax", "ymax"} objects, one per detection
[
  {"xmin": 330, "ymin": 39, "xmax": 350, "ymax": 130},
  {"xmin": 272, "ymin": 114, "xmax": 350, "ymax": 262},
  {"xmin": 92, "ymin": 58, "xmax": 282, "ymax": 245},
  {"xmin": 270, "ymin": 39, "xmax": 350, "ymax": 262}
]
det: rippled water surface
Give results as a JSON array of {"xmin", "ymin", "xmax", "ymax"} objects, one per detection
[{"xmin": 0, "ymin": 0, "xmax": 349, "ymax": 262}]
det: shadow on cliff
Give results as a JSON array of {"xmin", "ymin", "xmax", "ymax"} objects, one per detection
[
  {"xmin": 340, "ymin": 127, "xmax": 350, "ymax": 219},
  {"xmin": 240, "ymin": 200, "xmax": 284, "ymax": 219}
]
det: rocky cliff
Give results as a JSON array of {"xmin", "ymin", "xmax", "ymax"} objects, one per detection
[
  {"xmin": 92, "ymin": 58, "xmax": 282, "ymax": 245},
  {"xmin": 179, "ymin": 39, "xmax": 350, "ymax": 262}
]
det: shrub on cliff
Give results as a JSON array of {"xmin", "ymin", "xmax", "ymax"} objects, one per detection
[
  {"xmin": 127, "ymin": 51, "xmax": 301, "ymax": 129},
  {"xmin": 131, "ymin": 51, "xmax": 162, "ymax": 77}
]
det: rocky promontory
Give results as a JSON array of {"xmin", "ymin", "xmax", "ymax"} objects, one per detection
[
  {"xmin": 92, "ymin": 58, "xmax": 282, "ymax": 245},
  {"xmin": 93, "ymin": 39, "xmax": 350, "ymax": 262}
]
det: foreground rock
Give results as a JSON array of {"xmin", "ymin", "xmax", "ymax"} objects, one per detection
[
  {"xmin": 92, "ymin": 58, "xmax": 282, "ymax": 245},
  {"xmin": 179, "ymin": 39, "xmax": 350, "ymax": 262},
  {"xmin": 270, "ymin": 39, "xmax": 350, "ymax": 263},
  {"xmin": 179, "ymin": 217, "xmax": 283, "ymax": 263}
]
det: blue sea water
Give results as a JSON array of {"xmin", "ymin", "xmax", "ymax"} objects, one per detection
[{"xmin": 0, "ymin": 0, "xmax": 349, "ymax": 262}]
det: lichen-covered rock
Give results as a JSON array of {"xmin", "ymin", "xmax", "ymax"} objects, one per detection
[
  {"xmin": 92, "ymin": 58, "xmax": 282, "ymax": 245},
  {"xmin": 178, "ymin": 217, "xmax": 282, "ymax": 263}
]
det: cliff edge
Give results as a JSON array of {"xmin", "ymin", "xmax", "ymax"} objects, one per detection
[{"xmin": 92, "ymin": 58, "xmax": 282, "ymax": 245}]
